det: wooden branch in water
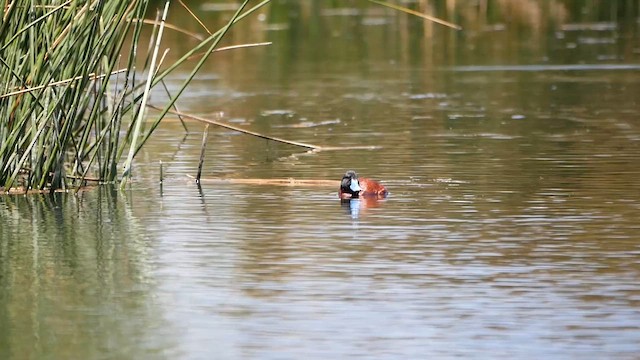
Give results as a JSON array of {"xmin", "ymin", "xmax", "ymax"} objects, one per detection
[
  {"xmin": 148, "ymin": 105, "xmax": 323, "ymax": 150},
  {"xmin": 186, "ymin": 174, "xmax": 339, "ymax": 187},
  {"xmin": 148, "ymin": 107, "xmax": 382, "ymax": 152}
]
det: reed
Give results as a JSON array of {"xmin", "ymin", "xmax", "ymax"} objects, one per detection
[
  {"xmin": 0, "ymin": 0, "xmax": 263, "ymax": 192},
  {"xmin": 1, "ymin": 1, "xmax": 143, "ymax": 191}
]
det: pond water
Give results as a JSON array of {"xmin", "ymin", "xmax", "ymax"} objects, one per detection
[{"xmin": 2, "ymin": 2, "xmax": 640, "ymax": 359}]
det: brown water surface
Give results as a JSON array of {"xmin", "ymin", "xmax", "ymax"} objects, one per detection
[{"xmin": 2, "ymin": 2, "xmax": 640, "ymax": 359}]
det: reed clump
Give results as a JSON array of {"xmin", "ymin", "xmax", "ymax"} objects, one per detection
[
  {"xmin": 0, "ymin": 0, "xmax": 261, "ymax": 192},
  {"xmin": 1, "ymin": 1, "xmax": 147, "ymax": 191}
]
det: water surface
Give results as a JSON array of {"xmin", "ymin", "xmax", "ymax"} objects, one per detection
[{"xmin": 2, "ymin": 2, "xmax": 640, "ymax": 359}]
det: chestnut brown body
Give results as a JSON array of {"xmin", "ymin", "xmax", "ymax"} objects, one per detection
[{"xmin": 339, "ymin": 170, "xmax": 388, "ymax": 199}]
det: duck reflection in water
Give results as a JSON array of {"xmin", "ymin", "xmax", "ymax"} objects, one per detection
[
  {"xmin": 341, "ymin": 196, "xmax": 386, "ymax": 218},
  {"xmin": 339, "ymin": 170, "xmax": 388, "ymax": 218}
]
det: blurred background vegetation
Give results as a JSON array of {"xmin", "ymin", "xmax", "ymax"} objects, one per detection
[{"xmin": 154, "ymin": 0, "xmax": 639, "ymax": 77}]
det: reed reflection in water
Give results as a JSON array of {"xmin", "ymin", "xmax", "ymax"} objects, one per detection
[{"xmin": 0, "ymin": 189, "xmax": 172, "ymax": 359}]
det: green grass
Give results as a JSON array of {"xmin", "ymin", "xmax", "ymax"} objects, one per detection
[{"xmin": 0, "ymin": 0, "xmax": 264, "ymax": 192}]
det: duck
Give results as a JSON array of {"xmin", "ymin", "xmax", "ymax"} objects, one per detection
[{"xmin": 339, "ymin": 170, "xmax": 388, "ymax": 199}]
